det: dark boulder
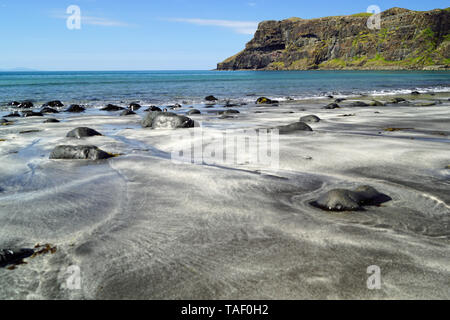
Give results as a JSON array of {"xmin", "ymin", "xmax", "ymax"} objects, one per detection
[
  {"xmin": 218, "ymin": 109, "xmax": 240, "ymax": 115},
  {"xmin": 256, "ymin": 97, "xmax": 278, "ymax": 104},
  {"xmin": 3, "ymin": 112, "xmax": 21, "ymax": 118},
  {"xmin": 323, "ymin": 103, "xmax": 341, "ymax": 109},
  {"xmin": 411, "ymin": 91, "xmax": 421, "ymax": 95},
  {"xmin": 41, "ymin": 107, "xmax": 59, "ymax": 114},
  {"xmin": 350, "ymin": 101, "xmax": 370, "ymax": 107},
  {"xmin": 120, "ymin": 109, "xmax": 136, "ymax": 116},
  {"xmin": 276, "ymin": 122, "xmax": 313, "ymax": 134},
  {"xmin": 66, "ymin": 127, "xmax": 102, "ymax": 139},
  {"xmin": 44, "ymin": 118, "xmax": 60, "ymax": 123},
  {"xmin": 18, "ymin": 101, "xmax": 34, "ymax": 108},
  {"xmin": 101, "ymin": 104, "xmax": 124, "ymax": 111},
  {"xmin": 22, "ymin": 111, "xmax": 43, "ymax": 117},
  {"xmin": 168, "ymin": 103, "xmax": 182, "ymax": 110},
  {"xmin": 187, "ymin": 109, "xmax": 201, "ymax": 115},
  {"xmin": 142, "ymin": 111, "xmax": 163, "ymax": 128},
  {"xmin": 390, "ymin": 97, "xmax": 406, "ymax": 104},
  {"xmin": 313, "ymin": 185, "xmax": 391, "ymax": 211},
  {"xmin": 225, "ymin": 102, "xmax": 240, "ymax": 108},
  {"xmin": 129, "ymin": 103, "xmax": 141, "ymax": 111},
  {"xmin": 151, "ymin": 113, "xmax": 195, "ymax": 129},
  {"xmin": 66, "ymin": 105, "xmax": 86, "ymax": 113},
  {"xmin": 300, "ymin": 115, "xmax": 320, "ymax": 123},
  {"xmin": 335, "ymin": 98, "xmax": 346, "ymax": 103},
  {"xmin": 144, "ymin": 106, "xmax": 162, "ymax": 112},
  {"xmin": 205, "ymin": 95, "xmax": 218, "ymax": 102},
  {"xmin": 43, "ymin": 100, "xmax": 64, "ymax": 108},
  {"xmin": 50, "ymin": 145, "xmax": 113, "ymax": 160},
  {"xmin": 0, "ymin": 249, "xmax": 35, "ymax": 268},
  {"xmin": 7, "ymin": 101, "xmax": 21, "ymax": 107}
]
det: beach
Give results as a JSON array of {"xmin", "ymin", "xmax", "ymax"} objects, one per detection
[{"xmin": 0, "ymin": 71, "xmax": 449, "ymax": 299}]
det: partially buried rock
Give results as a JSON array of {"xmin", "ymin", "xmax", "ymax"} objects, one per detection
[
  {"xmin": 18, "ymin": 101, "xmax": 33, "ymax": 108},
  {"xmin": 390, "ymin": 97, "xmax": 406, "ymax": 104},
  {"xmin": 370, "ymin": 100, "xmax": 385, "ymax": 106},
  {"xmin": 144, "ymin": 106, "xmax": 162, "ymax": 112},
  {"xmin": 168, "ymin": 103, "xmax": 182, "ymax": 110},
  {"xmin": 43, "ymin": 100, "xmax": 64, "ymax": 108},
  {"xmin": 256, "ymin": 97, "xmax": 278, "ymax": 104},
  {"xmin": 151, "ymin": 113, "xmax": 195, "ymax": 129},
  {"xmin": 44, "ymin": 118, "xmax": 60, "ymax": 123},
  {"xmin": 218, "ymin": 109, "xmax": 240, "ymax": 115},
  {"xmin": 50, "ymin": 145, "xmax": 113, "ymax": 160},
  {"xmin": 417, "ymin": 101, "xmax": 436, "ymax": 107},
  {"xmin": 187, "ymin": 109, "xmax": 201, "ymax": 115},
  {"xmin": 3, "ymin": 112, "xmax": 21, "ymax": 118},
  {"xmin": 67, "ymin": 127, "xmax": 102, "ymax": 139},
  {"xmin": 7, "ymin": 101, "xmax": 21, "ymax": 107},
  {"xmin": 313, "ymin": 185, "xmax": 390, "ymax": 211},
  {"xmin": 323, "ymin": 103, "xmax": 340, "ymax": 109},
  {"xmin": 142, "ymin": 111, "xmax": 163, "ymax": 128},
  {"xmin": 300, "ymin": 115, "xmax": 320, "ymax": 123},
  {"xmin": 41, "ymin": 107, "xmax": 59, "ymax": 114},
  {"xmin": 120, "ymin": 109, "xmax": 136, "ymax": 116},
  {"xmin": 129, "ymin": 103, "xmax": 141, "ymax": 111},
  {"xmin": 101, "ymin": 104, "xmax": 124, "ymax": 111},
  {"xmin": 22, "ymin": 111, "xmax": 43, "ymax": 117},
  {"xmin": 350, "ymin": 101, "xmax": 370, "ymax": 107},
  {"xmin": 411, "ymin": 91, "xmax": 421, "ymax": 95},
  {"xmin": 0, "ymin": 248, "xmax": 35, "ymax": 268},
  {"xmin": 65, "ymin": 105, "xmax": 85, "ymax": 113},
  {"xmin": 205, "ymin": 95, "xmax": 218, "ymax": 102},
  {"xmin": 276, "ymin": 122, "xmax": 313, "ymax": 134}
]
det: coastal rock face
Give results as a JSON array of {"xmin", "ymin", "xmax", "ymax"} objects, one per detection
[
  {"xmin": 50, "ymin": 145, "xmax": 112, "ymax": 160},
  {"xmin": 217, "ymin": 7, "xmax": 450, "ymax": 70}
]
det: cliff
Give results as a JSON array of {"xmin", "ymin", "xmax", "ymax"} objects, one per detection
[{"xmin": 217, "ymin": 7, "xmax": 450, "ymax": 70}]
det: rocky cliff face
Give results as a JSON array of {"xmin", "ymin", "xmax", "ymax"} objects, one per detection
[{"xmin": 217, "ymin": 8, "xmax": 450, "ymax": 70}]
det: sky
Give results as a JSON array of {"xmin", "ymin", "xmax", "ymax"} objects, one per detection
[{"xmin": 0, "ymin": 0, "xmax": 448, "ymax": 70}]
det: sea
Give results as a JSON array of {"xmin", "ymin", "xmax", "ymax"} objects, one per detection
[{"xmin": 0, "ymin": 70, "xmax": 449, "ymax": 108}]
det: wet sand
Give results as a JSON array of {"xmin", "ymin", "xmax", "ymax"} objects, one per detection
[{"xmin": 0, "ymin": 93, "xmax": 449, "ymax": 299}]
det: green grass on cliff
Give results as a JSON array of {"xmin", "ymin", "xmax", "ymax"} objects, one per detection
[{"xmin": 350, "ymin": 12, "xmax": 374, "ymax": 17}]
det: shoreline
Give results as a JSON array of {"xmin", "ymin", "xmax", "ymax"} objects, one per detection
[{"xmin": 0, "ymin": 90, "xmax": 449, "ymax": 299}]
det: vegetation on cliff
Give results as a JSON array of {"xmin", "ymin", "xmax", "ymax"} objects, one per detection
[{"xmin": 217, "ymin": 7, "xmax": 449, "ymax": 70}]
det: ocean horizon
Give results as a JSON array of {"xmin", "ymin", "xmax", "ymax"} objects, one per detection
[{"xmin": 1, "ymin": 70, "xmax": 449, "ymax": 109}]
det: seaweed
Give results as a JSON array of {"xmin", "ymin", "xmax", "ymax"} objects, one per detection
[
  {"xmin": 384, "ymin": 128, "xmax": 414, "ymax": 132},
  {"xmin": 31, "ymin": 243, "xmax": 57, "ymax": 258}
]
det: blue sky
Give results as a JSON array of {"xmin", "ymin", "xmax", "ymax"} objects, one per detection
[{"xmin": 0, "ymin": 0, "xmax": 448, "ymax": 70}]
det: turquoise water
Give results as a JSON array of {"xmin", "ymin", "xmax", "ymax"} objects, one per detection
[{"xmin": 0, "ymin": 70, "xmax": 449, "ymax": 106}]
